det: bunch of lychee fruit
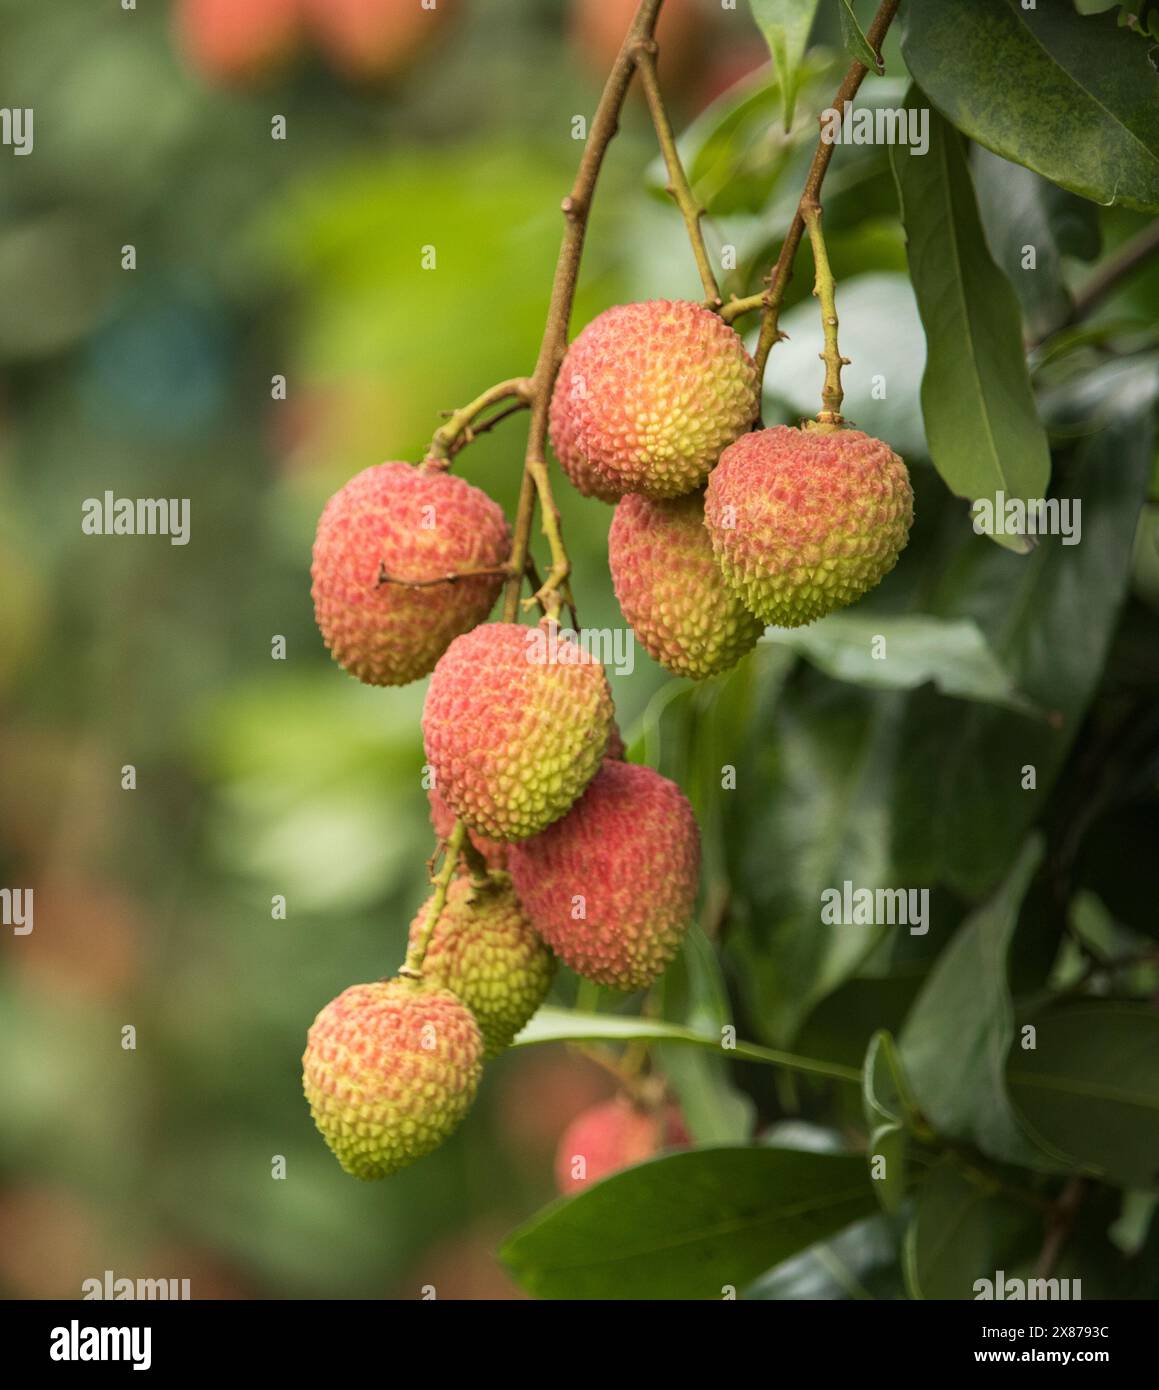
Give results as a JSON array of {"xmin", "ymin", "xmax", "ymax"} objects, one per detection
[{"xmin": 302, "ymin": 297, "xmax": 913, "ymax": 1181}]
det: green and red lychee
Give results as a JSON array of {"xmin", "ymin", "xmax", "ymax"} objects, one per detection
[
  {"xmin": 408, "ymin": 873, "xmax": 554, "ymax": 1058},
  {"xmin": 311, "ymin": 461, "xmax": 510, "ymax": 687},
  {"xmin": 549, "ymin": 300, "xmax": 759, "ymax": 500},
  {"xmin": 704, "ymin": 425, "xmax": 913, "ymax": 627},
  {"xmin": 302, "ymin": 977, "xmax": 483, "ymax": 1180},
  {"xmin": 422, "ymin": 621, "xmax": 614, "ymax": 842},
  {"xmin": 555, "ymin": 1096, "xmax": 690, "ymax": 1193},
  {"xmin": 508, "ymin": 759, "xmax": 700, "ymax": 991},
  {"xmin": 609, "ymin": 490, "xmax": 764, "ymax": 679}
]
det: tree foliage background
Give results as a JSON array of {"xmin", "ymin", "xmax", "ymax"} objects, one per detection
[{"xmin": 0, "ymin": 0, "xmax": 1158, "ymax": 1300}]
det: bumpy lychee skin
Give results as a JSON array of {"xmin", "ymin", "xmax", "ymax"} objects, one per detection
[
  {"xmin": 555, "ymin": 1097, "xmax": 690, "ymax": 1193},
  {"xmin": 311, "ymin": 461, "xmax": 510, "ymax": 686},
  {"xmin": 610, "ymin": 491, "xmax": 765, "ymax": 679},
  {"xmin": 423, "ymin": 622, "xmax": 614, "ymax": 842},
  {"xmin": 508, "ymin": 760, "xmax": 700, "ymax": 991},
  {"xmin": 302, "ymin": 977, "xmax": 483, "ymax": 1180},
  {"xmin": 408, "ymin": 874, "xmax": 554, "ymax": 1058},
  {"xmin": 549, "ymin": 301, "xmax": 760, "ymax": 500},
  {"xmin": 704, "ymin": 426, "xmax": 913, "ymax": 628},
  {"xmin": 428, "ymin": 784, "xmax": 507, "ymax": 869}
]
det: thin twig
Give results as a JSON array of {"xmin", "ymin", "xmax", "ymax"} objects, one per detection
[
  {"xmin": 401, "ymin": 820, "xmax": 466, "ymax": 977},
  {"xmin": 802, "ymin": 201, "xmax": 848, "ymax": 424},
  {"xmin": 754, "ymin": 0, "xmax": 902, "ymax": 382},
  {"xmin": 634, "ymin": 42, "xmax": 721, "ymax": 306},
  {"xmin": 428, "ymin": 377, "xmax": 532, "ymax": 462},
  {"xmin": 1032, "ymin": 219, "xmax": 1159, "ymax": 350},
  {"xmin": 376, "ymin": 562, "xmax": 513, "ymax": 590},
  {"xmin": 502, "ymin": 0, "xmax": 666, "ymax": 623}
]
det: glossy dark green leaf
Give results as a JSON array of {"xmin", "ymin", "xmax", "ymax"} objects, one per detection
[
  {"xmin": 863, "ymin": 1029, "xmax": 918, "ymax": 1128},
  {"xmin": 746, "ymin": 1213, "xmax": 905, "ymax": 1299},
  {"xmin": 892, "ymin": 101, "xmax": 1051, "ymax": 544},
  {"xmin": 1007, "ymin": 1002, "xmax": 1159, "ymax": 1188},
  {"xmin": 500, "ymin": 1147, "xmax": 875, "ymax": 1299},
  {"xmin": 868, "ymin": 1123, "xmax": 908, "ymax": 1214},
  {"xmin": 902, "ymin": 0, "xmax": 1159, "ymax": 211},
  {"xmin": 899, "ymin": 838, "xmax": 1066, "ymax": 1169},
  {"xmin": 748, "ymin": 0, "xmax": 822, "ymax": 128}
]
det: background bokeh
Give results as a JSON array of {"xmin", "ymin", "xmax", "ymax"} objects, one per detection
[{"xmin": 3, "ymin": 0, "xmax": 1158, "ymax": 1301}]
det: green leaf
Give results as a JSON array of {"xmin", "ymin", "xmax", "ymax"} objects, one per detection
[
  {"xmin": 972, "ymin": 146, "xmax": 1102, "ymax": 343},
  {"xmin": 838, "ymin": 0, "xmax": 881, "ymax": 71},
  {"xmin": 892, "ymin": 359, "xmax": 1158, "ymax": 897},
  {"xmin": 658, "ymin": 928, "xmax": 756, "ymax": 1143},
  {"xmin": 778, "ymin": 613, "xmax": 1040, "ymax": 715},
  {"xmin": 500, "ymin": 1147, "xmax": 876, "ymax": 1299},
  {"xmin": 748, "ymin": 0, "xmax": 822, "ymax": 128},
  {"xmin": 748, "ymin": 1213, "xmax": 905, "ymax": 1299},
  {"xmin": 899, "ymin": 837, "xmax": 1065, "ymax": 1169},
  {"xmin": 868, "ymin": 1122, "xmax": 908, "ymax": 1214},
  {"xmin": 904, "ymin": 1159, "xmax": 1038, "ymax": 1299},
  {"xmin": 863, "ymin": 1029, "xmax": 918, "ymax": 1128},
  {"xmin": 513, "ymin": 1006, "xmax": 861, "ymax": 1084},
  {"xmin": 891, "ymin": 99, "xmax": 1051, "ymax": 547},
  {"xmin": 901, "ymin": 0, "xmax": 1159, "ymax": 211},
  {"xmin": 1007, "ymin": 1003, "xmax": 1159, "ymax": 1189}
]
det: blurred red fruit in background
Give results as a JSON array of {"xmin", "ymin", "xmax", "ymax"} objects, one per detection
[
  {"xmin": 174, "ymin": 0, "xmax": 302, "ymax": 86},
  {"xmin": 304, "ymin": 0, "xmax": 457, "ymax": 82},
  {"xmin": 554, "ymin": 1095, "xmax": 689, "ymax": 1194}
]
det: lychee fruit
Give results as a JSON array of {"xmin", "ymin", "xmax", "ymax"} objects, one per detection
[
  {"xmin": 311, "ymin": 461, "xmax": 510, "ymax": 687},
  {"xmin": 549, "ymin": 301, "xmax": 759, "ymax": 501},
  {"xmin": 422, "ymin": 621, "xmax": 614, "ymax": 842},
  {"xmin": 174, "ymin": 0, "xmax": 301, "ymax": 85},
  {"xmin": 609, "ymin": 490, "xmax": 764, "ymax": 679},
  {"xmin": 555, "ymin": 1096, "xmax": 690, "ymax": 1193},
  {"xmin": 302, "ymin": 977, "xmax": 482, "ymax": 1180},
  {"xmin": 508, "ymin": 759, "xmax": 700, "ymax": 991},
  {"xmin": 704, "ymin": 425, "xmax": 913, "ymax": 627},
  {"xmin": 428, "ymin": 784, "xmax": 507, "ymax": 870},
  {"xmin": 408, "ymin": 873, "xmax": 554, "ymax": 1058},
  {"xmin": 304, "ymin": 0, "xmax": 456, "ymax": 82}
]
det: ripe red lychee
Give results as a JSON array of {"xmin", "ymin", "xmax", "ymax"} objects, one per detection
[
  {"xmin": 408, "ymin": 873, "xmax": 554, "ymax": 1058},
  {"xmin": 609, "ymin": 490, "xmax": 764, "ymax": 679},
  {"xmin": 422, "ymin": 622, "xmax": 615, "ymax": 842},
  {"xmin": 304, "ymin": 0, "xmax": 456, "ymax": 82},
  {"xmin": 302, "ymin": 977, "xmax": 483, "ymax": 1179},
  {"xmin": 311, "ymin": 461, "xmax": 510, "ymax": 687},
  {"xmin": 428, "ymin": 784, "xmax": 507, "ymax": 869},
  {"xmin": 508, "ymin": 759, "xmax": 700, "ymax": 991},
  {"xmin": 174, "ymin": 0, "xmax": 301, "ymax": 85},
  {"xmin": 555, "ymin": 1096, "xmax": 690, "ymax": 1193},
  {"xmin": 549, "ymin": 301, "xmax": 760, "ymax": 501},
  {"xmin": 704, "ymin": 425, "xmax": 913, "ymax": 627}
]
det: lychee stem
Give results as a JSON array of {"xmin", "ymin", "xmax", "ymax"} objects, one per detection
[
  {"xmin": 753, "ymin": 0, "xmax": 902, "ymax": 384},
  {"xmin": 802, "ymin": 201, "xmax": 848, "ymax": 426},
  {"xmin": 427, "ymin": 378, "xmax": 532, "ymax": 462},
  {"xmin": 633, "ymin": 42, "xmax": 722, "ymax": 308},
  {"xmin": 502, "ymin": 0, "xmax": 666, "ymax": 625},
  {"xmin": 402, "ymin": 819, "xmax": 467, "ymax": 978}
]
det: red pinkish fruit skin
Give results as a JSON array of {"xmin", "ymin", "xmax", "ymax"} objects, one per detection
[
  {"xmin": 609, "ymin": 490, "xmax": 765, "ymax": 679},
  {"xmin": 407, "ymin": 875, "xmax": 554, "ymax": 1059},
  {"xmin": 304, "ymin": 0, "xmax": 456, "ymax": 81},
  {"xmin": 508, "ymin": 760, "xmax": 700, "ymax": 991},
  {"xmin": 311, "ymin": 462, "xmax": 510, "ymax": 687},
  {"xmin": 175, "ymin": 0, "xmax": 300, "ymax": 84},
  {"xmin": 704, "ymin": 426, "xmax": 914, "ymax": 628},
  {"xmin": 428, "ymin": 784, "xmax": 507, "ymax": 869},
  {"xmin": 302, "ymin": 978, "xmax": 483, "ymax": 1180},
  {"xmin": 549, "ymin": 301, "xmax": 760, "ymax": 500},
  {"xmin": 554, "ymin": 1097, "xmax": 690, "ymax": 1193},
  {"xmin": 422, "ymin": 622, "xmax": 615, "ymax": 842}
]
